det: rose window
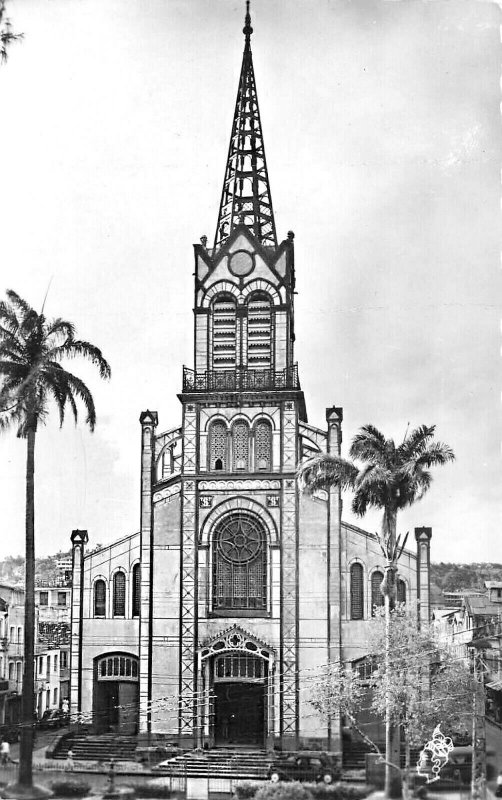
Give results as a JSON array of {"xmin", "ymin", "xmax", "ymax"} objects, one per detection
[{"xmin": 213, "ymin": 514, "xmax": 267, "ymax": 611}]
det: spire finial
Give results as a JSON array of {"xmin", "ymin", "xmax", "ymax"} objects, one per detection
[
  {"xmin": 243, "ymin": 1, "xmax": 253, "ymax": 41},
  {"xmin": 214, "ymin": 0, "xmax": 277, "ymax": 251}
]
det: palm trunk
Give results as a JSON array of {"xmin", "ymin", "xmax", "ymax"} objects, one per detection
[
  {"xmin": 19, "ymin": 427, "xmax": 35, "ymax": 787},
  {"xmin": 383, "ymin": 507, "xmax": 402, "ymax": 799}
]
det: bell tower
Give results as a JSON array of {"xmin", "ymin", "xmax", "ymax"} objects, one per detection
[{"xmin": 175, "ymin": 2, "xmax": 306, "ymax": 748}]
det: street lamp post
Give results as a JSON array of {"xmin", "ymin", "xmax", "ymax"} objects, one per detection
[{"xmin": 469, "ymin": 643, "xmax": 487, "ymax": 800}]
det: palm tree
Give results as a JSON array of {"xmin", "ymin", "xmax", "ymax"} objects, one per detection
[
  {"xmin": 297, "ymin": 423, "xmax": 454, "ymax": 799},
  {"xmin": 0, "ymin": 289, "xmax": 110, "ymax": 792}
]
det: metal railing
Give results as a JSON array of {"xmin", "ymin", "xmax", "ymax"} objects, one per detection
[{"xmin": 182, "ymin": 364, "xmax": 300, "ymax": 393}]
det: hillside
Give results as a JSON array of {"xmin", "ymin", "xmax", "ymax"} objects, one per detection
[
  {"xmin": 0, "ymin": 551, "xmax": 72, "ymax": 587},
  {"xmin": 430, "ymin": 561, "xmax": 502, "ymax": 605}
]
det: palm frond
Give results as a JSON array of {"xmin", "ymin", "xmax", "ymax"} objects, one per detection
[
  {"xmin": 414, "ymin": 442, "xmax": 455, "ymax": 468},
  {"xmin": 53, "ymin": 339, "xmax": 111, "ymax": 380},
  {"xmin": 397, "ymin": 424, "xmax": 436, "ymax": 462},
  {"xmin": 45, "ymin": 318, "xmax": 76, "ymax": 341},
  {"xmin": 61, "ymin": 371, "xmax": 97, "ymax": 430},
  {"xmin": 349, "ymin": 424, "xmax": 390, "ymax": 465},
  {"xmin": 297, "ymin": 453, "xmax": 358, "ymax": 495}
]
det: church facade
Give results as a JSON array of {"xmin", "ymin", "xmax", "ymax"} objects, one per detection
[{"xmin": 70, "ymin": 8, "xmax": 431, "ymax": 752}]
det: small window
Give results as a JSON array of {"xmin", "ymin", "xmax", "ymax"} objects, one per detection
[
  {"xmin": 132, "ymin": 564, "xmax": 141, "ymax": 618},
  {"xmin": 113, "ymin": 572, "xmax": 126, "ymax": 617},
  {"xmin": 209, "ymin": 422, "xmax": 227, "ymax": 471},
  {"xmin": 53, "ymin": 687, "xmax": 58, "ymax": 706},
  {"xmin": 397, "ymin": 579, "xmax": 406, "ymax": 604},
  {"xmin": 371, "ymin": 571, "xmax": 384, "ymax": 616},
  {"xmin": 232, "ymin": 421, "xmax": 250, "ymax": 471},
  {"xmin": 94, "ymin": 580, "xmax": 106, "ymax": 618},
  {"xmin": 254, "ymin": 420, "xmax": 272, "ymax": 470},
  {"xmin": 8, "ymin": 662, "xmax": 14, "ymax": 680},
  {"xmin": 54, "ymin": 655, "xmax": 58, "ymax": 673},
  {"xmin": 350, "ymin": 563, "xmax": 364, "ymax": 620},
  {"xmin": 57, "ymin": 592, "xmax": 67, "ymax": 606},
  {"xmin": 61, "ymin": 651, "xmax": 68, "ymax": 670},
  {"xmin": 39, "ymin": 656, "xmax": 43, "ymax": 674},
  {"xmin": 39, "ymin": 592, "xmax": 48, "ymax": 606}
]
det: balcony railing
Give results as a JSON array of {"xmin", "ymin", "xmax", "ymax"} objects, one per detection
[{"xmin": 182, "ymin": 364, "xmax": 300, "ymax": 393}]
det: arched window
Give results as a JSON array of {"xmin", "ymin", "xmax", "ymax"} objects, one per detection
[
  {"xmin": 232, "ymin": 421, "xmax": 250, "ymax": 471},
  {"xmin": 397, "ymin": 579, "xmax": 406, "ymax": 605},
  {"xmin": 371, "ymin": 570, "xmax": 384, "ymax": 616},
  {"xmin": 209, "ymin": 421, "xmax": 227, "ymax": 471},
  {"xmin": 247, "ymin": 293, "xmax": 272, "ymax": 369},
  {"xmin": 94, "ymin": 579, "xmax": 106, "ymax": 618},
  {"xmin": 213, "ymin": 514, "xmax": 267, "ymax": 611},
  {"xmin": 350, "ymin": 563, "xmax": 364, "ymax": 620},
  {"xmin": 212, "ymin": 295, "xmax": 237, "ymax": 370},
  {"xmin": 113, "ymin": 572, "xmax": 126, "ymax": 617},
  {"xmin": 254, "ymin": 420, "xmax": 272, "ymax": 471},
  {"xmin": 132, "ymin": 564, "xmax": 141, "ymax": 617}
]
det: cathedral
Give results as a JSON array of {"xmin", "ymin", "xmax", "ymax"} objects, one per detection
[{"xmin": 69, "ymin": 5, "xmax": 431, "ymax": 753}]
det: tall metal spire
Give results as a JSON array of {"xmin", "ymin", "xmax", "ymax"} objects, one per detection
[{"xmin": 214, "ymin": 1, "xmax": 277, "ymax": 251}]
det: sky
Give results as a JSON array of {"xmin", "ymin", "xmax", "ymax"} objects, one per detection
[{"xmin": 0, "ymin": 0, "xmax": 500, "ymax": 564}]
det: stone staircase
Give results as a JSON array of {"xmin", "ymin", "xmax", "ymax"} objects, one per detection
[
  {"xmin": 153, "ymin": 748, "xmax": 272, "ymax": 780},
  {"xmin": 53, "ymin": 734, "xmax": 139, "ymax": 763}
]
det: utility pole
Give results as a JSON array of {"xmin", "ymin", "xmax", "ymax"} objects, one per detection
[{"xmin": 470, "ymin": 644, "xmax": 486, "ymax": 800}]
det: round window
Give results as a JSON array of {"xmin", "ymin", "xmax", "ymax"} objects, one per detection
[
  {"xmin": 229, "ymin": 250, "xmax": 254, "ymax": 277},
  {"xmin": 217, "ymin": 514, "xmax": 263, "ymax": 563}
]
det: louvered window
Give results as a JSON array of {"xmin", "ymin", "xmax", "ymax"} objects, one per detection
[
  {"xmin": 371, "ymin": 570, "xmax": 384, "ymax": 616},
  {"xmin": 209, "ymin": 421, "xmax": 227, "ymax": 471},
  {"xmin": 132, "ymin": 564, "xmax": 141, "ymax": 617},
  {"xmin": 212, "ymin": 295, "xmax": 237, "ymax": 369},
  {"xmin": 113, "ymin": 572, "xmax": 126, "ymax": 617},
  {"xmin": 397, "ymin": 579, "xmax": 406, "ymax": 604},
  {"xmin": 350, "ymin": 563, "xmax": 364, "ymax": 620},
  {"xmin": 254, "ymin": 420, "xmax": 272, "ymax": 470},
  {"xmin": 247, "ymin": 293, "xmax": 271, "ymax": 369},
  {"xmin": 94, "ymin": 580, "xmax": 106, "ymax": 618},
  {"xmin": 213, "ymin": 514, "xmax": 266, "ymax": 611},
  {"xmin": 232, "ymin": 421, "xmax": 249, "ymax": 471}
]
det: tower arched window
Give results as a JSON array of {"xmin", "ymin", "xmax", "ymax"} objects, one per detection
[
  {"xmin": 254, "ymin": 420, "xmax": 272, "ymax": 471},
  {"xmin": 113, "ymin": 572, "xmax": 126, "ymax": 617},
  {"xmin": 371, "ymin": 571, "xmax": 384, "ymax": 616},
  {"xmin": 132, "ymin": 564, "xmax": 141, "ymax": 617},
  {"xmin": 397, "ymin": 579, "xmax": 406, "ymax": 605},
  {"xmin": 213, "ymin": 514, "xmax": 267, "ymax": 611},
  {"xmin": 212, "ymin": 295, "xmax": 237, "ymax": 370},
  {"xmin": 350, "ymin": 563, "xmax": 364, "ymax": 620},
  {"xmin": 94, "ymin": 580, "xmax": 106, "ymax": 618},
  {"xmin": 232, "ymin": 421, "xmax": 250, "ymax": 471},
  {"xmin": 247, "ymin": 293, "xmax": 272, "ymax": 370},
  {"xmin": 209, "ymin": 421, "xmax": 228, "ymax": 471}
]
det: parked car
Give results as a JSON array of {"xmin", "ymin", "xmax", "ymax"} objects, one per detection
[
  {"xmin": 268, "ymin": 751, "xmax": 341, "ymax": 784},
  {"xmin": 38, "ymin": 709, "xmax": 69, "ymax": 729}
]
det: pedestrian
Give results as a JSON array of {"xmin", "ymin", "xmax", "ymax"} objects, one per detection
[
  {"xmin": 0, "ymin": 739, "xmax": 10, "ymax": 767},
  {"xmin": 66, "ymin": 748, "xmax": 74, "ymax": 772},
  {"xmin": 495, "ymin": 770, "xmax": 502, "ymax": 797}
]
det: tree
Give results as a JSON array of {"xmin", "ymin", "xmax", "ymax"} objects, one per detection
[
  {"xmin": 0, "ymin": 289, "xmax": 110, "ymax": 793},
  {"xmin": 309, "ymin": 608, "xmax": 473, "ymax": 792},
  {"xmin": 0, "ymin": 0, "xmax": 22, "ymax": 63},
  {"xmin": 297, "ymin": 424, "xmax": 455, "ymax": 798}
]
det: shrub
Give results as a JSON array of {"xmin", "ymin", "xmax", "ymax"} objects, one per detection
[
  {"xmin": 254, "ymin": 782, "xmax": 313, "ymax": 800},
  {"xmin": 129, "ymin": 782, "xmax": 173, "ymax": 798},
  {"xmin": 302, "ymin": 784, "xmax": 372, "ymax": 800},
  {"xmin": 49, "ymin": 779, "xmax": 91, "ymax": 797},
  {"xmin": 234, "ymin": 782, "xmax": 262, "ymax": 799}
]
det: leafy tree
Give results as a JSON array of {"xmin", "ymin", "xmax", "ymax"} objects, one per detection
[
  {"xmin": 0, "ymin": 289, "xmax": 110, "ymax": 791},
  {"xmin": 309, "ymin": 608, "xmax": 473, "ymax": 792},
  {"xmin": 298, "ymin": 424, "xmax": 455, "ymax": 798}
]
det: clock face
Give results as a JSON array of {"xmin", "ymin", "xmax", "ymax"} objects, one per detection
[{"xmin": 229, "ymin": 250, "xmax": 254, "ymax": 277}]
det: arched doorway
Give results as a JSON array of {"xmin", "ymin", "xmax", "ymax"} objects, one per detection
[
  {"xmin": 93, "ymin": 653, "xmax": 139, "ymax": 734},
  {"xmin": 199, "ymin": 627, "xmax": 275, "ymax": 748},
  {"xmin": 213, "ymin": 652, "xmax": 267, "ymax": 745}
]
